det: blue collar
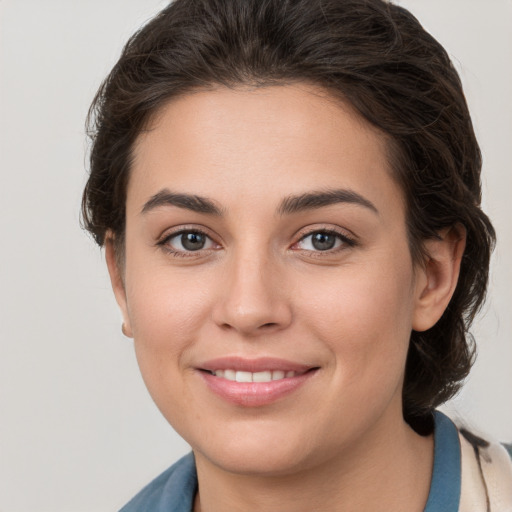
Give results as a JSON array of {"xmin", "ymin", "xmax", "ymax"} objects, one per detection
[{"xmin": 424, "ymin": 410, "xmax": 461, "ymax": 511}]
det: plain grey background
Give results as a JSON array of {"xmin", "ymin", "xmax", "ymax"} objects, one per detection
[{"xmin": 1, "ymin": 1, "xmax": 511, "ymax": 510}]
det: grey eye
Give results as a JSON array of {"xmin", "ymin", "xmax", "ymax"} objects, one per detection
[
  {"xmin": 180, "ymin": 232, "xmax": 206, "ymax": 251},
  {"xmin": 296, "ymin": 231, "xmax": 345, "ymax": 252},
  {"xmin": 311, "ymin": 232, "xmax": 337, "ymax": 251},
  {"xmin": 166, "ymin": 231, "xmax": 216, "ymax": 252}
]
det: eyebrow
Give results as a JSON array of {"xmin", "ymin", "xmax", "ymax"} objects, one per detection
[
  {"xmin": 141, "ymin": 187, "xmax": 378, "ymax": 217},
  {"xmin": 141, "ymin": 189, "xmax": 224, "ymax": 216},
  {"xmin": 277, "ymin": 189, "xmax": 378, "ymax": 216}
]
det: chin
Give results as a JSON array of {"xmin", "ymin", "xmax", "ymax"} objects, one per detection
[
  {"xmin": 189, "ymin": 421, "xmax": 317, "ymax": 476},
  {"xmin": 202, "ymin": 446, "xmax": 310, "ymax": 477}
]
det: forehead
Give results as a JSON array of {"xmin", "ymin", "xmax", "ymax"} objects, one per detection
[{"xmin": 128, "ymin": 84, "xmax": 403, "ymax": 216}]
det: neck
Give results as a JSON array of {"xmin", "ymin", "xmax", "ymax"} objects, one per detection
[{"xmin": 193, "ymin": 411, "xmax": 434, "ymax": 512}]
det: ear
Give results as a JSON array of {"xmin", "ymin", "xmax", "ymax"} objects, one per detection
[
  {"xmin": 105, "ymin": 233, "xmax": 133, "ymax": 338},
  {"xmin": 412, "ymin": 224, "xmax": 466, "ymax": 332}
]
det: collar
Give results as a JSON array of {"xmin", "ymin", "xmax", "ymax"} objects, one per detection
[{"xmin": 424, "ymin": 410, "xmax": 461, "ymax": 511}]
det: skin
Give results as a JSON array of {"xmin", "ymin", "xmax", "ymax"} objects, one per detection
[{"xmin": 106, "ymin": 84, "xmax": 465, "ymax": 511}]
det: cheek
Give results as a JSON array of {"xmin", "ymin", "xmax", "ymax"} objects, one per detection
[
  {"xmin": 297, "ymin": 255, "xmax": 416, "ymax": 389},
  {"xmin": 123, "ymin": 261, "xmax": 217, "ymax": 426},
  {"xmin": 124, "ymin": 257, "xmax": 215, "ymax": 371}
]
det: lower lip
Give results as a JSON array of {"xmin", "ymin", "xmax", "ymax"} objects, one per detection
[{"xmin": 199, "ymin": 370, "xmax": 317, "ymax": 407}]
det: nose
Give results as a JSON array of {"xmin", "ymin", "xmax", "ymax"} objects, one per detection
[{"xmin": 212, "ymin": 248, "xmax": 293, "ymax": 337}]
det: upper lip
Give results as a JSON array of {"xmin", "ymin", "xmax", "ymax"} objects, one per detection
[{"xmin": 197, "ymin": 357, "xmax": 317, "ymax": 374}]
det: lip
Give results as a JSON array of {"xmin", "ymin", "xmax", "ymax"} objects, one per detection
[
  {"xmin": 196, "ymin": 357, "xmax": 319, "ymax": 407},
  {"xmin": 198, "ymin": 356, "xmax": 314, "ymax": 373}
]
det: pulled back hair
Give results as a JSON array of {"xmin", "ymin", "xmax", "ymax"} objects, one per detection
[{"xmin": 82, "ymin": 0, "xmax": 495, "ymax": 428}]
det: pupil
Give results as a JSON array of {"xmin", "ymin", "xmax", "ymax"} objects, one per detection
[
  {"xmin": 181, "ymin": 232, "xmax": 205, "ymax": 251},
  {"xmin": 312, "ymin": 232, "xmax": 335, "ymax": 251}
]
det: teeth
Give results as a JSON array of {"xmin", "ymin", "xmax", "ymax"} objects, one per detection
[
  {"xmin": 212, "ymin": 369, "xmax": 297, "ymax": 382},
  {"xmin": 253, "ymin": 371, "xmax": 272, "ymax": 382},
  {"xmin": 224, "ymin": 369, "xmax": 236, "ymax": 380},
  {"xmin": 235, "ymin": 371, "xmax": 252, "ymax": 383}
]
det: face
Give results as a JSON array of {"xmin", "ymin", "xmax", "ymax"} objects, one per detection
[{"xmin": 110, "ymin": 84, "xmax": 437, "ymax": 476}]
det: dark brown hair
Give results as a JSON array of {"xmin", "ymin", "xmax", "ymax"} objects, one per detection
[{"xmin": 82, "ymin": 0, "xmax": 495, "ymax": 428}]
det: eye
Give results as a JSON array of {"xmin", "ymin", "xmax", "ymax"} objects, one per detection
[
  {"xmin": 161, "ymin": 230, "xmax": 218, "ymax": 254},
  {"xmin": 295, "ymin": 230, "xmax": 354, "ymax": 252}
]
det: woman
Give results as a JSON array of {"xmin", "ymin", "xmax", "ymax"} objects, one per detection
[{"xmin": 82, "ymin": 0, "xmax": 512, "ymax": 510}]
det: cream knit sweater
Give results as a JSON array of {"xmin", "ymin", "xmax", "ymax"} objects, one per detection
[{"xmin": 459, "ymin": 430, "xmax": 512, "ymax": 511}]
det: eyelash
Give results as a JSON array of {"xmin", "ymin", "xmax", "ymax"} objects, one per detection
[
  {"xmin": 157, "ymin": 227, "xmax": 217, "ymax": 258},
  {"xmin": 294, "ymin": 229, "xmax": 357, "ymax": 256},
  {"xmin": 157, "ymin": 227, "xmax": 357, "ymax": 258}
]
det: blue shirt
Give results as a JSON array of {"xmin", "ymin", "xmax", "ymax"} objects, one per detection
[{"xmin": 120, "ymin": 411, "xmax": 461, "ymax": 512}]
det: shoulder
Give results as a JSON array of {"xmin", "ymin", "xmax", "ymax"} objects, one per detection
[
  {"xmin": 456, "ymin": 422, "xmax": 512, "ymax": 512},
  {"xmin": 119, "ymin": 453, "xmax": 197, "ymax": 512}
]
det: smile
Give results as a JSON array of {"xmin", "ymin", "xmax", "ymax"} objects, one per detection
[
  {"xmin": 197, "ymin": 357, "xmax": 319, "ymax": 407},
  {"xmin": 210, "ymin": 369, "xmax": 299, "ymax": 382}
]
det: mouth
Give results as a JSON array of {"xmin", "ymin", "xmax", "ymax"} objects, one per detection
[
  {"xmin": 203, "ymin": 368, "xmax": 311, "ymax": 382},
  {"xmin": 196, "ymin": 357, "xmax": 320, "ymax": 407}
]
